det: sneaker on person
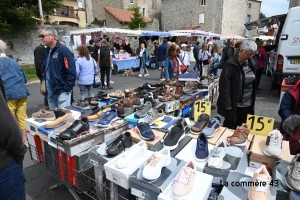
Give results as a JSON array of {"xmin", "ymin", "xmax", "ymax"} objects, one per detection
[
  {"xmin": 201, "ymin": 116, "xmax": 222, "ymax": 138},
  {"xmin": 110, "ymin": 80, "xmax": 114, "ymax": 84},
  {"xmin": 164, "ymin": 125, "xmax": 185, "ymax": 150},
  {"xmin": 116, "ymin": 140, "xmax": 147, "ymax": 169},
  {"xmin": 207, "ymin": 141, "xmax": 226, "ymax": 169},
  {"xmin": 190, "ymin": 114, "xmax": 210, "ymax": 134},
  {"xmin": 138, "ymin": 74, "xmax": 142, "ymax": 78},
  {"xmin": 136, "ymin": 122, "xmax": 155, "ymax": 141},
  {"xmin": 248, "ymin": 165, "xmax": 271, "ymax": 200},
  {"xmin": 285, "ymin": 154, "xmax": 300, "ymax": 192},
  {"xmin": 138, "ymin": 109, "xmax": 164, "ymax": 125},
  {"xmin": 160, "ymin": 78, "xmax": 165, "ymax": 81},
  {"xmin": 144, "ymin": 74, "xmax": 149, "ymax": 77},
  {"xmin": 159, "ymin": 67, "xmax": 162, "ymax": 70},
  {"xmin": 142, "ymin": 147, "xmax": 171, "ymax": 180},
  {"xmin": 263, "ymin": 130, "xmax": 283, "ymax": 159},
  {"xmin": 172, "ymin": 161, "xmax": 197, "ymax": 200},
  {"xmin": 227, "ymin": 123, "xmax": 250, "ymax": 146},
  {"xmin": 195, "ymin": 132, "xmax": 209, "ymax": 162},
  {"xmin": 104, "ymin": 81, "xmax": 107, "ymax": 86},
  {"xmin": 97, "ymin": 108, "xmax": 118, "ymax": 128}
]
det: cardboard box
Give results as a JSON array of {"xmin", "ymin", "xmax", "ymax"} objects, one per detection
[
  {"xmin": 272, "ymin": 161, "xmax": 290, "ymax": 200},
  {"xmin": 175, "ymin": 139, "xmax": 214, "ymax": 172},
  {"xmin": 27, "ymin": 130, "xmax": 44, "ymax": 163},
  {"xmin": 127, "ymin": 128, "xmax": 165, "ymax": 148},
  {"xmin": 164, "ymin": 101, "xmax": 179, "ymax": 113},
  {"xmin": 130, "ymin": 158, "xmax": 185, "ymax": 200},
  {"xmin": 186, "ymin": 89, "xmax": 206, "ymax": 101},
  {"xmin": 25, "ymin": 118, "xmax": 48, "ymax": 134},
  {"xmin": 217, "ymin": 128, "xmax": 254, "ymax": 150},
  {"xmin": 158, "ymin": 170, "xmax": 212, "ymax": 200},
  {"xmin": 150, "ymin": 116, "xmax": 177, "ymax": 129},
  {"xmin": 36, "ymin": 131, "xmax": 49, "ymax": 142},
  {"xmin": 249, "ymin": 135, "xmax": 290, "ymax": 171},
  {"xmin": 150, "ymin": 135, "xmax": 192, "ymax": 157},
  {"xmin": 218, "ymin": 171, "xmax": 277, "ymax": 200},
  {"xmin": 188, "ymin": 127, "xmax": 226, "ymax": 145},
  {"xmin": 104, "ymin": 149, "xmax": 154, "ymax": 189}
]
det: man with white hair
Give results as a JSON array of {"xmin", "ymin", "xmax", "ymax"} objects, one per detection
[{"xmin": 39, "ymin": 26, "xmax": 76, "ymax": 110}]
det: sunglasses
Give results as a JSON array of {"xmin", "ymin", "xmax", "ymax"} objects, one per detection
[{"xmin": 38, "ymin": 34, "xmax": 51, "ymax": 38}]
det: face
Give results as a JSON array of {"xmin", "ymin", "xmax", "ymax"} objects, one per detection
[
  {"xmin": 239, "ymin": 50, "xmax": 255, "ymax": 61},
  {"xmin": 182, "ymin": 46, "xmax": 186, "ymax": 50},
  {"xmin": 97, "ymin": 41, "xmax": 101, "ymax": 46},
  {"xmin": 140, "ymin": 43, "xmax": 145, "ymax": 49},
  {"xmin": 39, "ymin": 30, "xmax": 54, "ymax": 46},
  {"xmin": 173, "ymin": 49, "xmax": 180, "ymax": 56}
]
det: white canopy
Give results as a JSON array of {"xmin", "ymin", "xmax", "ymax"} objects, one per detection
[
  {"xmin": 221, "ymin": 35, "xmax": 247, "ymax": 40},
  {"xmin": 254, "ymin": 35, "xmax": 275, "ymax": 40},
  {"xmin": 69, "ymin": 27, "xmax": 142, "ymax": 36}
]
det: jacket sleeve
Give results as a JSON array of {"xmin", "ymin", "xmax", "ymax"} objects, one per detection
[
  {"xmin": 0, "ymin": 87, "xmax": 27, "ymax": 163},
  {"xmin": 61, "ymin": 48, "xmax": 76, "ymax": 92},
  {"xmin": 278, "ymin": 91, "xmax": 295, "ymax": 122},
  {"xmin": 164, "ymin": 58, "xmax": 170, "ymax": 80},
  {"xmin": 20, "ymin": 67, "xmax": 28, "ymax": 84},
  {"xmin": 221, "ymin": 64, "xmax": 233, "ymax": 107},
  {"xmin": 75, "ymin": 59, "xmax": 80, "ymax": 80},
  {"xmin": 226, "ymin": 47, "xmax": 234, "ymax": 58}
]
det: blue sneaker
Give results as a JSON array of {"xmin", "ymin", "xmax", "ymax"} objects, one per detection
[
  {"xmin": 136, "ymin": 122, "xmax": 155, "ymax": 141},
  {"xmin": 97, "ymin": 108, "xmax": 118, "ymax": 127},
  {"xmin": 201, "ymin": 116, "xmax": 222, "ymax": 138},
  {"xmin": 195, "ymin": 132, "xmax": 209, "ymax": 162}
]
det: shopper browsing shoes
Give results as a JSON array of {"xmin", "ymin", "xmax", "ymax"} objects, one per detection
[
  {"xmin": 98, "ymin": 39, "xmax": 113, "ymax": 90},
  {"xmin": 217, "ymin": 39, "xmax": 257, "ymax": 129},
  {"xmin": 164, "ymin": 45, "xmax": 182, "ymax": 81},
  {"xmin": 138, "ymin": 42, "xmax": 149, "ymax": 78}
]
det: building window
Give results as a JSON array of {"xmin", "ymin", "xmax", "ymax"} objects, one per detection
[
  {"xmin": 200, "ymin": 0, "xmax": 206, "ymax": 6},
  {"xmin": 199, "ymin": 13, "xmax": 205, "ymax": 25},
  {"xmin": 246, "ymin": 14, "xmax": 252, "ymax": 23},
  {"xmin": 130, "ymin": 0, "xmax": 134, "ymax": 4},
  {"xmin": 248, "ymin": 3, "xmax": 251, "ymax": 8},
  {"xmin": 142, "ymin": 8, "xmax": 146, "ymax": 16},
  {"xmin": 152, "ymin": 0, "xmax": 157, "ymax": 9}
]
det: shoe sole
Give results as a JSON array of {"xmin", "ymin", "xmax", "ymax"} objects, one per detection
[
  {"xmin": 32, "ymin": 117, "xmax": 56, "ymax": 121},
  {"xmin": 263, "ymin": 149, "xmax": 282, "ymax": 159},
  {"xmin": 190, "ymin": 130, "xmax": 201, "ymax": 135},
  {"xmin": 143, "ymin": 157, "xmax": 171, "ymax": 180},
  {"xmin": 284, "ymin": 179, "xmax": 299, "ymax": 193},
  {"xmin": 97, "ymin": 117, "xmax": 118, "ymax": 128},
  {"xmin": 195, "ymin": 156, "xmax": 208, "ymax": 162},
  {"xmin": 163, "ymin": 133, "xmax": 185, "ymax": 150},
  {"xmin": 206, "ymin": 126, "xmax": 222, "ymax": 138},
  {"xmin": 227, "ymin": 134, "xmax": 250, "ymax": 146},
  {"xmin": 173, "ymin": 192, "xmax": 192, "ymax": 200}
]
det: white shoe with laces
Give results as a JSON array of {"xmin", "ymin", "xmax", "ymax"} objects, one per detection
[
  {"xmin": 263, "ymin": 130, "xmax": 283, "ymax": 159},
  {"xmin": 144, "ymin": 74, "xmax": 149, "ymax": 77},
  {"xmin": 248, "ymin": 165, "xmax": 271, "ymax": 200},
  {"xmin": 138, "ymin": 74, "xmax": 142, "ymax": 78},
  {"xmin": 110, "ymin": 80, "xmax": 114, "ymax": 84},
  {"xmin": 142, "ymin": 147, "xmax": 171, "ymax": 180},
  {"xmin": 104, "ymin": 81, "xmax": 107, "ymax": 86},
  {"xmin": 207, "ymin": 141, "xmax": 226, "ymax": 169}
]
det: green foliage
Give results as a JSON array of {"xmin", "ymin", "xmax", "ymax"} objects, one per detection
[
  {"xmin": 0, "ymin": 0, "xmax": 63, "ymax": 35},
  {"xmin": 127, "ymin": 4, "xmax": 147, "ymax": 30},
  {"xmin": 259, "ymin": 12, "xmax": 267, "ymax": 19}
]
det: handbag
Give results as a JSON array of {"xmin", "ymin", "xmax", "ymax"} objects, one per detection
[
  {"xmin": 173, "ymin": 58, "xmax": 186, "ymax": 73},
  {"xmin": 40, "ymin": 49, "xmax": 56, "ymax": 96},
  {"xmin": 92, "ymin": 58, "xmax": 101, "ymax": 88}
]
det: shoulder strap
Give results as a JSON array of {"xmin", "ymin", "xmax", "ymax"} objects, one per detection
[{"xmin": 45, "ymin": 47, "xmax": 57, "ymax": 73}]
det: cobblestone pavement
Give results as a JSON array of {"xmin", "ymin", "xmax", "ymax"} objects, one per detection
[{"xmin": 24, "ymin": 65, "xmax": 281, "ymax": 200}]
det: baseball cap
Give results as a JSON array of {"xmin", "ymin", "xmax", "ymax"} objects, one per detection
[{"xmin": 181, "ymin": 44, "xmax": 188, "ymax": 47}]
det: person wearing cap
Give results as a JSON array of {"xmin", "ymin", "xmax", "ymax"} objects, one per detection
[{"xmin": 179, "ymin": 43, "xmax": 190, "ymax": 73}]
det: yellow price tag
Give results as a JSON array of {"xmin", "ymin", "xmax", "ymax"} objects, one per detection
[
  {"xmin": 194, "ymin": 100, "xmax": 211, "ymax": 122},
  {"xmin": 246, "ymin": 114, "xmax": 275, "ymax": 136}
]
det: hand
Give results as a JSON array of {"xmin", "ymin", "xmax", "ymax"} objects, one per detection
[{"xmin": 225, "ymin": 106, "xmax": 232, "ymax": 110}]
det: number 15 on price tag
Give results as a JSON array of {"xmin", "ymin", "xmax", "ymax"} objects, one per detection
[
  {"xmin": 246, "ymin": 114, "xmax": 275, "ymax": 136},
  {"xmin": 194, "ymin": 100, "xmax": 211, "ymax": 122}
]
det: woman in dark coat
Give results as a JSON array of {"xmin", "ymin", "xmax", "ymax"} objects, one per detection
[{"xmin": 217, "ymin": 39, "xmax": 257, "ymax": 129}]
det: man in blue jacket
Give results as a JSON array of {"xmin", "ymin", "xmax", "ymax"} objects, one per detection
[
  {"xmin": 157, "ymin": 39, "xmax": 169, "ymax": 80},
  {"xmin": 39, "ymin": 26, "xmax": 76, "ymax": 110},
  {"xmin": 193, "ymin": 41, "xmax": 201, "ymax": 72}
]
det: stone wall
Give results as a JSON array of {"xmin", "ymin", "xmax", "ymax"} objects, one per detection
[
  {"xmin": 161, "ymin": 0, "xmax": 222, "ymax": 33},
  {"xmin": 247, "ymin": 0, "xmax": 261, "ymax": 37},
  {"xmin": 221, "ymin": 0, "xmax": 248, "ymax": 36},
  {"xmin": 289, "ymin": 0, "xmax": 300, "ymax": 8},
  {"xmin": 0, "ymin": 25, "xmax": 76, "ymax": 65},
  {"xmin": 105, "ymin": 11, "xmax": 127, "ymax": 28},
  {"xmin": 91, "ymin": 0, "xmax": 122, "ymax": 21},
  {"xmin": 85, "ymin": 0, "xmax": 94, "ymax": 25}
]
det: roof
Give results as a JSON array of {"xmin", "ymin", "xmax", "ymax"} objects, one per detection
[
  {"xmin": 104, "ymin": 7, "xmax": 150, "ymax": 23},
  {"xmin": 181, "ymin": 25, "xmax": 201, "ymax": 30}
]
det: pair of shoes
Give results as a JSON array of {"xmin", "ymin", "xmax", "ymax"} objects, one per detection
[
  {"xmin": 109, "ymin": 90, "xmax": 125, "ymax": 98},
  {"xmin": 72, "ymin": 100, "xmax": 90, "ymax": 110},
  {"xmin": 59, "ymin": 117, "xmax": 89, "ymax": 140},
  {"xmin": 159, "ymin": 88, "xmax": 175, "ymax": 102},
  {"xmin": 285, "ymin": 154, "xmax": 300, "ymax": 193},
  {"xmin": 44, "ymin": 109, "xmax": 74, "ymax": 129},
  {"xmin": 190, "ymin": 114, "xmax": 210, "ymax": 135},
  {"xmin": 32, "ymin": 107, "xmax": 56, "ymax": 121},
  {"xmin": 144, "ymin": 93, "xmax": 156, "ymax": 106},
  {"xmin": 227, "ymin": 123, "xmax": 250, "ymax": 146},
  {"xmin": 134, "ymin": 102, "xmax": 153, "ymax": 118},
  {"xmin": 263, "ymin": 130, "xmax": 283, "ymax": 158},
  {"xmin": 138, "ymin": 109, "xmax": 164, "ymax": 125},
  {"xmin": 87, "ymin": 107, "xmax": 111, "ymax": 121},
  {"xmin": 106, "ymin": 132, "xmax": 133, "ymax": 156},
  {"xmin": 136, "ymin": 122, "xmax": 155, "ymax": 140},
  {"xmin": 164, "ymin": 119, "xmax": 189, "ymax": 150},
  {"xmin": 97, "ymin": 108, "xmax": 118, "ymax": 127}
]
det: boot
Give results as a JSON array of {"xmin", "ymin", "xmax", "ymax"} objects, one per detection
[{"xmin": 174, "ymin": 86, "xmax": 183, "ymax": 99}]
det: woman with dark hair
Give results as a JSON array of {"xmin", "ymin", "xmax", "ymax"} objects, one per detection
[
  {"xmin": 76, "ymin": 45, "xmax": 98, "ymax": 100},
  {"xmin": 255, "ymin": 40, "xmax": 268, "ymax": 91},
  {"xmin": 164, "ymin": 45, "xmax": 182, "ymax": 81}
]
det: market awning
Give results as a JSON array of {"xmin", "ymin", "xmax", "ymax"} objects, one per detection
[
  {"xmin": 221, "ymin": 35, "xmax": 247, "ymax": 40},
  {"xmin": 69, "ymin": 27, "xmax": 141, "ymax": 36},
  {"xmin": 141, "ymin": 31, "xmax": 171, "ymax": 37}
]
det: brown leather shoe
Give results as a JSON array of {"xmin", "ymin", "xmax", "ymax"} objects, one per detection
[
  {"xmin": 123, "ymin": 98, "xmax": 133, "ymax": 107},
  {"xmin": 227, "ymin": 123, "xmax": 250, "ymax": 146},
  {"xmin": 155, "ymin": 86, "xmax": 168, "ymax": 96},
  {"xmin": 174, "ymin": 86, "xmax": 183, "ymax": 99},
  {"xmin": 132, "ymin": 96, "xmax": 141, "ymax": 105},
  {"xmin": 44, "ymin": 113, "xmax": 74, "ymax": 129},
  {"xmin": 191, "ymin": 114, "xmax": 210, "ymax": 134},
  {"xmin": 159, "ymin": 88, "xmax": 175, "ymax": 102},
  {"xmin": 112, "ymin": 103, "xmax": 124, "ymax": 116},
  {"xmin": 87, "ymin": 107, "xmax": 111, "ymax": 121}
]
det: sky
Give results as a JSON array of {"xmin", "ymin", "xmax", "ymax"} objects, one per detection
[{"xmin": 260, "ymin": 0, "xmax": 290, "ymax": 17}]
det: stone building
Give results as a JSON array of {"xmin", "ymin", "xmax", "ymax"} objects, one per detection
[
  {"xmin": 161, "ymin": 0, "xmax": 261, "ymax": 36},
  {"xmin": 289, "ymin": 0, "xmax": 300, "ymax": 8},
  {"xmin": 92, "ymin": 0, "xmax": 161, "ymax": 22},
  {"xmin": 246, "ymin": 0, "xmax": 261, "ymax": 37}
]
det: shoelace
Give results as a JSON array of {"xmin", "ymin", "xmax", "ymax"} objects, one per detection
[
  {"xmin": 197, "ymin": 140, "xmax": 207, "ymax": 150},
  {"xmin": 270, "ymin": 136, "xmax": 281, "ymax": 147},
  {"xmin": 211, "ymin": 147, "xmax": 222, "ymax": 157},
  {"xmin": 195, "ymin": 116, "xmax": 205, "ymax": 127},
  {"xmin": 177, "ymin": 169, "xmax": 191, "ymax": 185},
  {"xmin": 255, "ymin": 177, "xmax": 269, "ymax": 192},
  {"xmin": 292, "ymin": 165, "xmax": 300, "ymax": 179},
  {"xmin": 206, "ymin": 118, "xmax": 217, "ymax": 128},
  {"xmin": 146, "ymin": 156, "xmax": 160, "ymax": 167},
  {"xmin": 227, "ymin": 127, "xmax": 250, "ymax": 141}
]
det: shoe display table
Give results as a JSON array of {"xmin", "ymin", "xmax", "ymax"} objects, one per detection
[{"xmin": 112, "ymin": 57, "xmax": 140, "ymax": 71}]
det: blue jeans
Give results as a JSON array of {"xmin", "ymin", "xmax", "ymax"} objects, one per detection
[
  {"xmin": 193, "ymin": 59, "xmax": 200, "ymax": 71},
  {"xmin": 210, "ymin": 68, "xmax": 218, "ymax": 76},
  {"xmin": 148, "ymin": 57, "xmax": 158, "ymax": 68},
  {"xmin": 0, "ymin": 160, "xmax": 26, "ymax": 200},
  {"xmin": 78, "ymin": 84, "xmax": 94, "ymax": 100},
  {"xmin": 48, "ymin": 91, "xmax": 72, "ymax": 110}
]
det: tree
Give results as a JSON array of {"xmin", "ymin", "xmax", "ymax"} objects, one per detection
[
  {"xmin": 127, "ymin": 4, "xmax": 147, "ymax": 30},
  {"xmin": 259, "ymin": 12, "xmax": 267, "ymax": 19},
  {"xmin": 0, "ymin": 0, "xmax": 63, "ymax": 35}
]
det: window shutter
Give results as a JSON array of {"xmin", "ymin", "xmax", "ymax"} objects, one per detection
[
  {"xmin": 56, "ymin": 8, "xmax": 62, "ymax": 16},
  {"xmin": 69, "ymin": 6, "xmax": 75, "ymax": 18},
  {"xmin": 152, "ymin": 0, "xmax": 157, "ymax": 9}
]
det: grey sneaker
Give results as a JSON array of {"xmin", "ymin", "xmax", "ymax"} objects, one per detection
[
  {"xmin": 32, "ymin": 109, "xmax": 56, "ymax": 121},
  {"xmin": 285, "ymin": 154, "xmax": 300, "ymax": 192},
  {"xmin": 138, "ymin": 109, "xmax": 164, "ymax": 125},
  {"xmin": 134, "ymin": 102, "xmax": 153, "ymax": 118},
  {"xmin": 263, "ymin": 130, "xmax": 283, "ymax": 159},
  {"xmin": 201, "ymin": 116, "xmax": 222, "ymax": 138}
]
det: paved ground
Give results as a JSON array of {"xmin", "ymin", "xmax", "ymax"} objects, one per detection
[{"xmin": 24, "ymin": 64, "xmax": 282, "ymax": 200}]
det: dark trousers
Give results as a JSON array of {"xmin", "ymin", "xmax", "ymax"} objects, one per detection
[
  {"xmin": 0, "ymin": 160, "xmax": 26, "ymax": 200},
  {"xmin": 101, "ymin": 66, "xmax": 110, "ymax": 87},
  {"xmin": 223, "ymin": 105, "xmax": 254, "ymax": 129},
  {"xmin": 256, "ymin": 68, "xmax": 264, "ymax": 89}
]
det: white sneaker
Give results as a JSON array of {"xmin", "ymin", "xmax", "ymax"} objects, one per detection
[
  {"xmin": 159, "ymin": 67, "xmax": 162, "ymax": 70},
  {"xmin": 208, "ymin": 141, "xmax": 226, "ymax": 169},
  {"xmin": 160, "ymin": 78, "xmax": 165, "ymax": 81},
  {"xmin": 110, "ymin": 80, "xmax": 114, "ymax": 84},
  {"xmin": 116, "ymin": 140, "xmax": 147, "ymax": 169},
  {"xmin": 138, "ymin": 74, "xmax": 142, "ymax": 78},
  {"xmin": 142, "ymin": 147, "xmax": 171, "ymax": 180},
  {"xmin": 144, "ymin": 74, "xmax": 149, "ymax": 77},
  {"xmin": 104, "ymin": 81, "xmax": 107, "ymax": 86},
  {"xmin": 263, "ymin": 130, "xmax": 283, "ymax": 159}
]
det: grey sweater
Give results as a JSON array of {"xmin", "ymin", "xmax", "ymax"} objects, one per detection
[{"xmin": 0, "ymin": 78, "xmax": 27, "ymax": 170}]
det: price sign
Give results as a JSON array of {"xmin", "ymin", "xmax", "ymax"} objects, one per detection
[
  {"xmin": 246, "ymin": 114, "xmax": 275, "ymax": 136},
  {"xmin": 194, "ymin": 100, "xmax": 211, "ymax": 122}
]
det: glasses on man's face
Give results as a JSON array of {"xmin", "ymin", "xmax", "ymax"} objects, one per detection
[{"xmin": 38, "ymin": 34, "xmax": 50, "ymax": 38}]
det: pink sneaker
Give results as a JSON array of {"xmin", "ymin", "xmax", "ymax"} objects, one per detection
[
  {"xmin": 248, "ymin": 165, "xmax": 271, "ymax": 200},
  {"xmin": 172, "ymin": 161, "xmax": 196, "ymax": 200}
]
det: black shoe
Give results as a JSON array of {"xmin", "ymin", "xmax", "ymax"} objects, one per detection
[
  {"xmin": 144, "ymin": 94, "xmax": 156, "ymax": 106},
  {"xmin": 105, "ymin": 132, "xmax": 133, "ymax": 156},
  {"xmin": 59, "ymin": 117, "xmax": 89, "ymax": 140},
  {"xmin": 163, "ymin": 126, "xmax": 185, "ymax": 150},
  {"xmin": 152, "ymin": 91, "xmax": 159, "ymax": 100},
  {"xmin": 107, "ymin": 86, "xmax": 113, "ymax": 90},
  {"xmin": 175, "ymin": 118, "xmax": 190, "ymax": 134},
  {"xmin": 80, "ymin": 107, "xmax": 100, "ymax": 118}
]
